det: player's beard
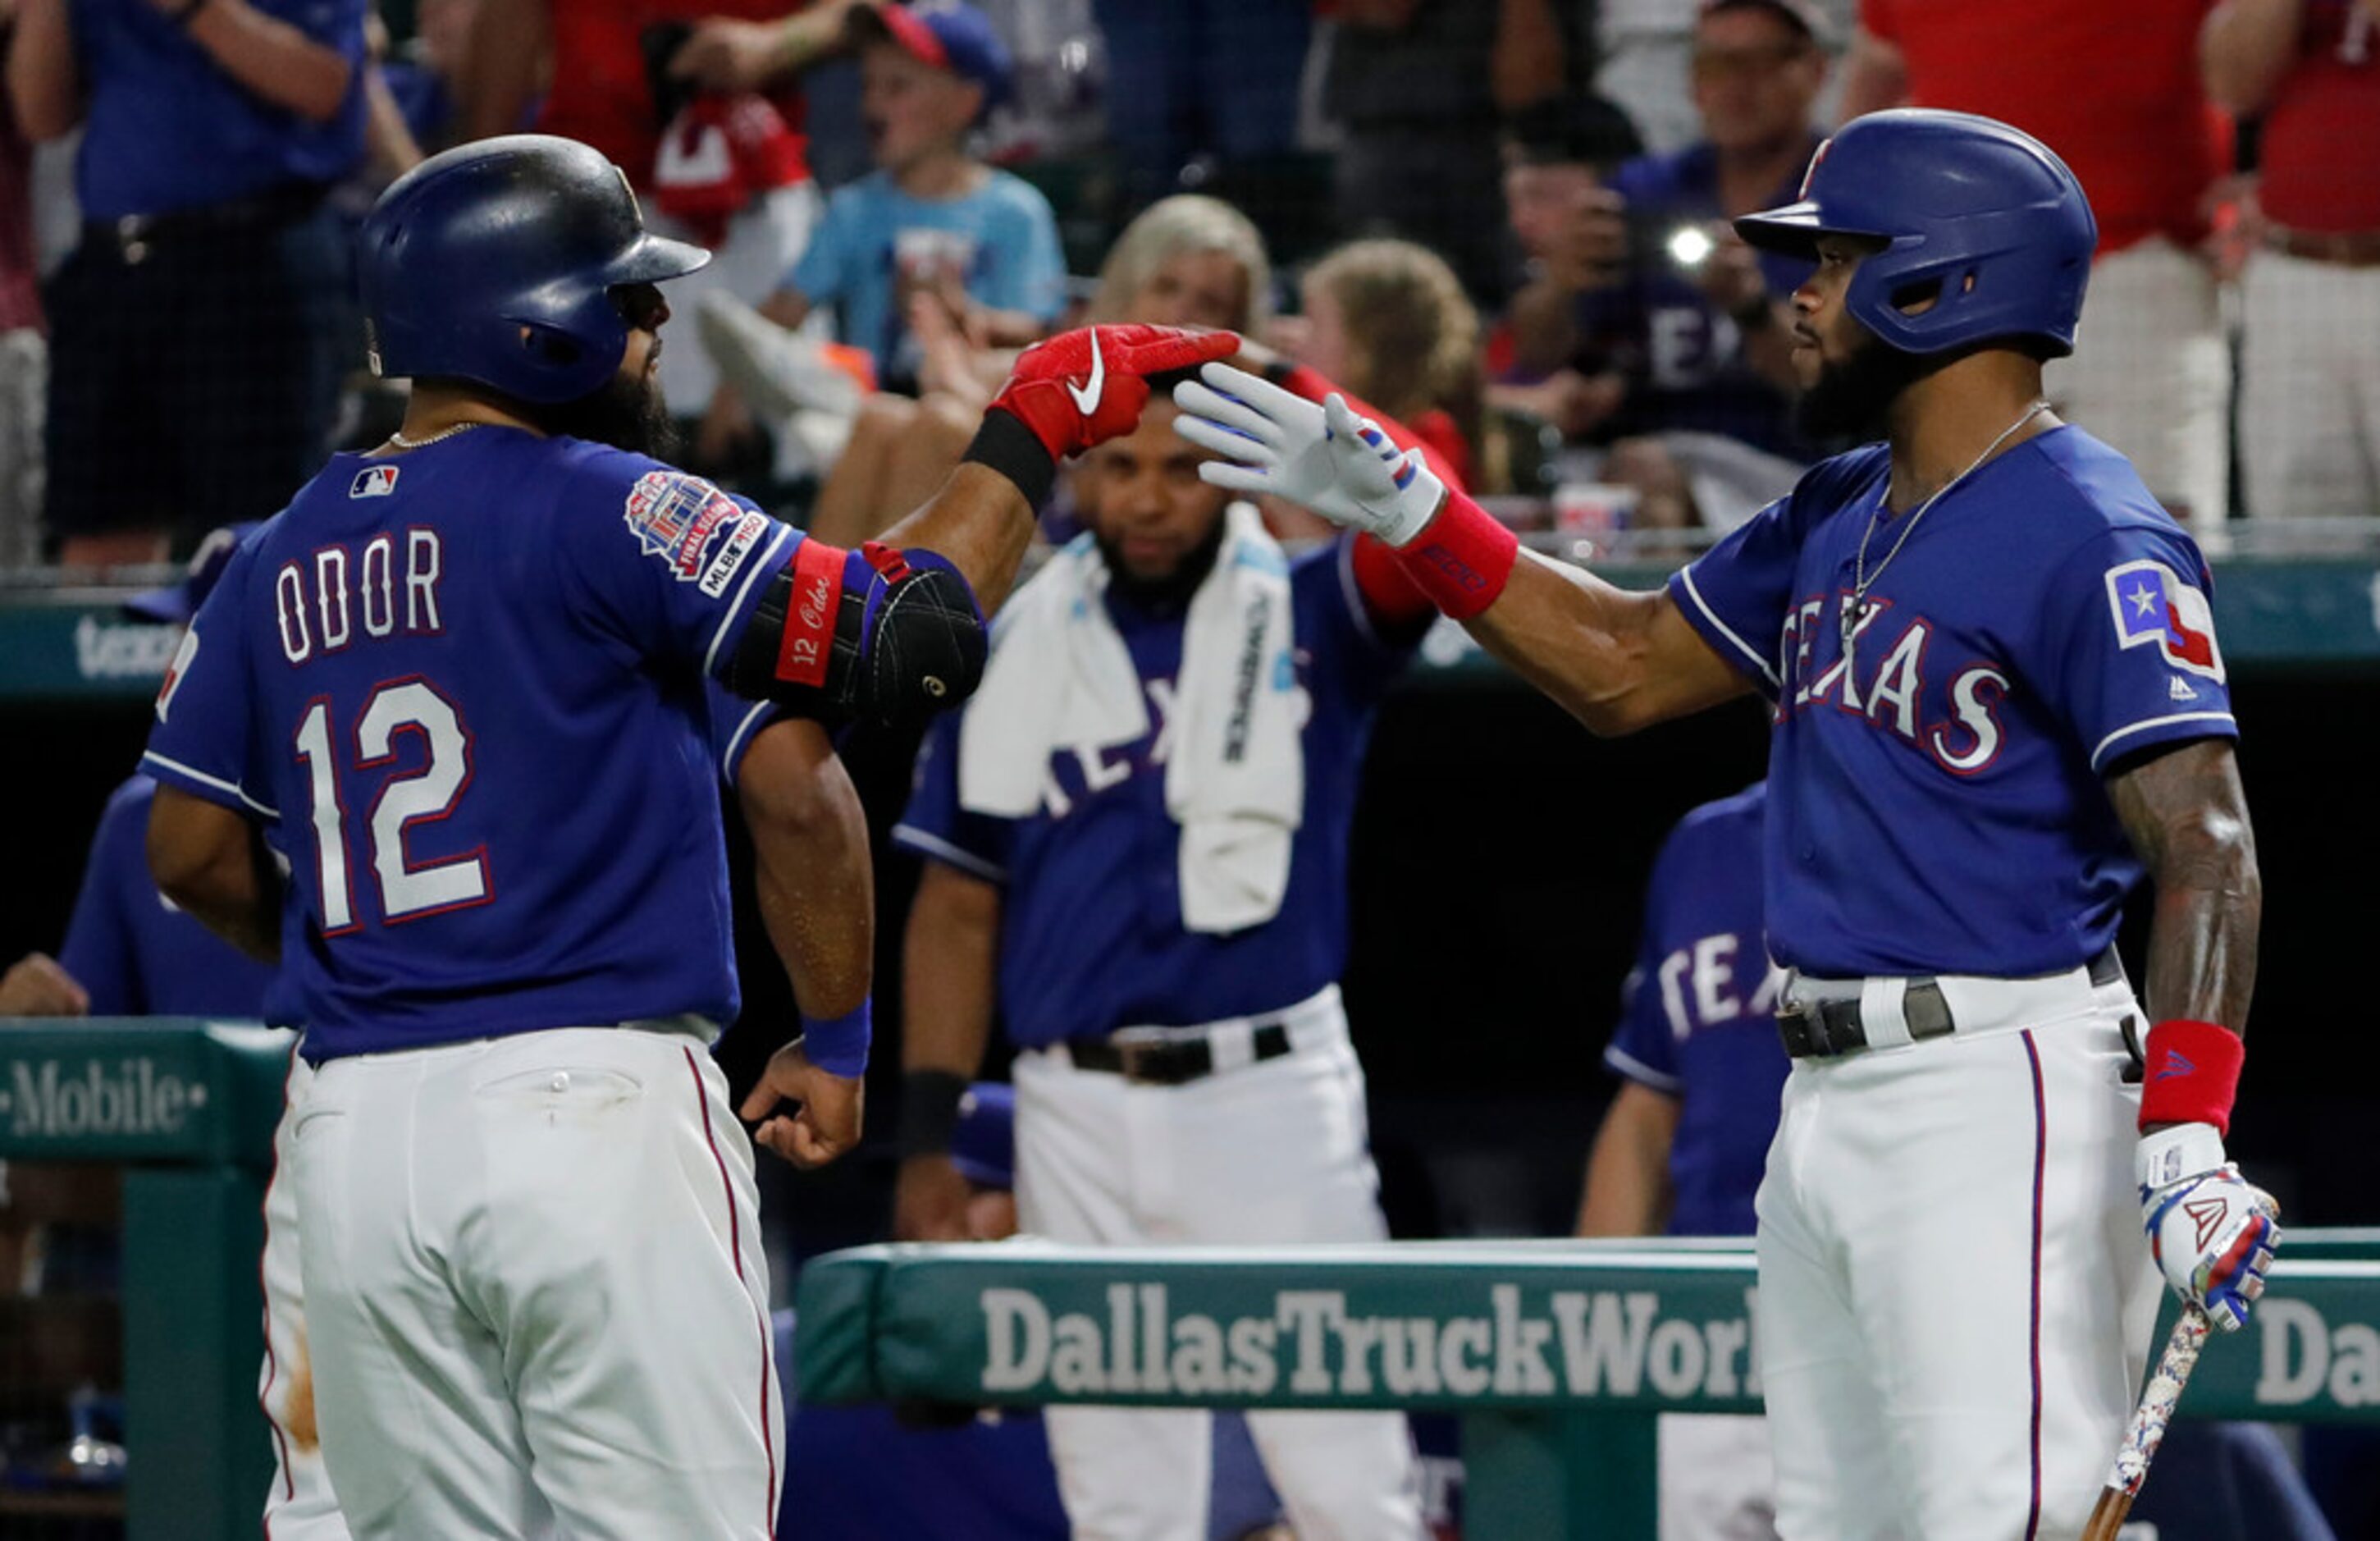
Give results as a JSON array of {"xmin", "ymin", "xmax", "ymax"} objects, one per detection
[
  {"xmin": 544, "ymin": 368, "xmax": 681, "ymax": 460},
  {"xmin": 1796, "ymin": 325, "xmax": 1935, "ymax": 441},
  {"xmin": 1095, "ymin": 516, "xmax": 1225, "ymax": 613}
]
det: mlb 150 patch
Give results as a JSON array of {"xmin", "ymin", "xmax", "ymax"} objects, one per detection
[{"xmin": 623, "ymin": 471, "xmax": 761, "ymax": 589}]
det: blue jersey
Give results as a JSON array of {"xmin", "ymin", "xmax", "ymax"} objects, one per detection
[
  {"xmin": 139, "ymin": 429, "xmax": 803, "ymax": 1061},
  {"xmin": 1670, "ymin": 428, "xmax": 2237, "ymax": 978},
  {"xmin": 71, "ymin": 0, "xmax": 369, "ymax": 220},
  {"xmin": 893, "ymin": 538, "xmax": 1416, "ymax": 1045},
  {"xmin": 1604, "ymin": 784, "xmax": 1786, "ymax": 1238},
  {"xmin": 58, "ymin": 775, "xmax": 277, "ymax": 1018}
]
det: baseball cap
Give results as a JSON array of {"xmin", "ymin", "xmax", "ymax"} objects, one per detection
[
  {"xmin": 1697, "ymin": 0, "xmax": 1830, "ymax": 46},
  {"xmin": 948, "ymin": 1081, "xmax": 1016, "ymax": 1191},
  {"xmin": 848, "ymin": 2, "xmax": 1012, "ymax": 112},
  {"xmin": 122, "ymin": 522, "xmax": 260, "ymax": 624}
]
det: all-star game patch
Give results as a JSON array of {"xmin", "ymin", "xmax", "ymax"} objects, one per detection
[{"xmin": 623, "ymin": 471, "xmax": 762, "ymax": 591}]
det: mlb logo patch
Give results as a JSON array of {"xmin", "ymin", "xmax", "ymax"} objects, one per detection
[
  {"xmin": 2105, "ymin": 559, "xmax": 2224, "ymax": 682},
  {"xmin": 349, "ymin": 464, "xmax": 400, "ymax": 499}
]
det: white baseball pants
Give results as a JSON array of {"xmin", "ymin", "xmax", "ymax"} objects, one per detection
[
  {"xmin": 288, "ymin": 1022, "xmax": 782, "ymax": 1539},
  {"xmin": 2241, "ymin": 247, "xmax": 2380, "ymax": 521},
  {"xmin": 1756, "ymin": 973, "xmax": 2161, "ymax": 1540},
  {"xmin": 1660, "ymin": 1412, "xmax": 1778, "ymax": 1541},
  {"xmin": 1012, "ymin": 986, "xmax": 1425, "ymax": 1541},
  {"xmin": 260, "ymin": 1051, "xmax": 349, "ymax": 1539}
]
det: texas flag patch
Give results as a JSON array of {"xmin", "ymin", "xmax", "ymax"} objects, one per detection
[{"xmin": 2106, "ymin": 559, "xmax": 2224, "ymax": 682}]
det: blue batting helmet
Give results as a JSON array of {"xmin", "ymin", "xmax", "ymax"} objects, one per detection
[
  {"xmin": 359, "ymin": 135, "xmax": 711, "ymax": 405},
  {"xmin": 1734, "ymin": 110, "xmax": 2097, "ymax": 358}
]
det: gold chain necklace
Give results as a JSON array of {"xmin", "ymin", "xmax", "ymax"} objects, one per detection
[{"xmin": 386, "ymin": 421, "xmax": 485, "ymax": 450}]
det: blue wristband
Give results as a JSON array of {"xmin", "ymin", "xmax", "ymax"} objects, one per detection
[{"xmin": 802, "ymin": 999, "xmax": 871, "ymax": 1078}]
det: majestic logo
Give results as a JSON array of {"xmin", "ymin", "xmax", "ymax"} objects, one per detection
[
  {"xmin": 2155, "ymin": 1049, "xmax": 2197, "ymax": 1081},
  {"xmin": 1067, "ymin": 327, "xmax": 1106, "ymax": 417},
  {"xmin": 2186, "ymin": 1196, "xmax": 2231, "ymax": 1253},
  {"xmin": 349, "ymin": 464, "xmax": 400, "ymax": 499},
  {"xmin": 2107, "ymin": 559, "xmax": 2225, "ymax": 682}
]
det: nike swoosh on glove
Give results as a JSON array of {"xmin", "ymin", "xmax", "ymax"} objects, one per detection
[
  {"xmin": 1171, "ymin": 362, "xmax": 1446, "ymax": 546},
  {"xmin": 989, "ymin": 325, "xmax": 1242, "ymax": 464},
  {"xmin": 2139, "ymin": 1123, "xmax": 2282, "ymax": 1331}
]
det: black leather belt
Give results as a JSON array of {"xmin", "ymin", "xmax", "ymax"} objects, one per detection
[
  {"xmin": 1777, "ymin": 947, "xmax": 2123, "ymax": 1060},
  {"xmin": 1065, "ymin": 1022, "xmax": 1295, "ymax": 1086},
  {"xmin": 85, "ymin": 183, "xmax": 327, "ymax": 264}
]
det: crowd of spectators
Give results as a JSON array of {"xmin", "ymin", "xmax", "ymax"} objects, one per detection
[{"xmin": 0, "ymin": 0, "xmax": 2373, "ymax": 555}]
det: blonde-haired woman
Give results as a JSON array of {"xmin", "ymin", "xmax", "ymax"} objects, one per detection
[
  {"xmin": 1282, "ymin": 236, "xmax": 1484, "ymax": 496},
  {"xmin": 802, "ymin": 194, "xmax": 1274, "ymax": 549}
]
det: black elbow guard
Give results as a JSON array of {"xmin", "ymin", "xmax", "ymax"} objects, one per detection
[{"xmin": 727, "ymin": 539, "xmax": 986, "ymax": 729}]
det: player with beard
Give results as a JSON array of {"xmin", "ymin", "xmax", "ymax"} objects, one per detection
[
  {"xmin": 891, "ymin": 396, "xmax": 1442, "ymax": 1539},
  {"xmin": 135, "ymin": 134, "xmax": 1232, "ymax": 1537},
  {"xmin": 1172, "ymin": 109, "xmax": 2279, "ymax": 1539}
]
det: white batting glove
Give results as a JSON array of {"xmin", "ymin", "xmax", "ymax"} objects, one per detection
[
  {"xmin": 1171, "ymin": 363, "xmax": 1446, "ymax": 547},
  {"xmin": 2137, "ymin": 1123, "xmax": 2281, "ymax": 1331}
]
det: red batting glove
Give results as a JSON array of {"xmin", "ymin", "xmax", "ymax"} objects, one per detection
[{"xmin": 964, "ymin": 324, "xmax": 1241, "ymax": 506}]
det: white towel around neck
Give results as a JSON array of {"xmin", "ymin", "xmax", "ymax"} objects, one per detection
[{"xmin": 957, "ymin": 502, "xmax": 1305, "ymax": 933}]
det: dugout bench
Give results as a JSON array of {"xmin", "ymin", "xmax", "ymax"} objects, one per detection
[
  {"xmin": 1, "ymin": 1017, "xmax": 2375, "ymax": 1540},
  {"xmin": 797, "ymin": 1236, "xmax": 2380, "ymax": 1539}
]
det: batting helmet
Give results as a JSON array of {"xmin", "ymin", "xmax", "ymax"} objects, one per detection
[
  {"xmin": 1734, "ymin": 110, "xmax": 2097, "ymax": 358},
  {"xmin": 359, "ymin": 135, "xmax": 711, "ymax": 405}
]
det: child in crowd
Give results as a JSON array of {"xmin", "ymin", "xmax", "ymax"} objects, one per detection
[{"xmin": 760, "ymin": 1, "xmax": 1065, "ymax": 387}]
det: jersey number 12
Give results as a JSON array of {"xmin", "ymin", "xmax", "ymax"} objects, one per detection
[{"xmin": 293, "ymin": 679, "xmax": 489, "ymax": 933}]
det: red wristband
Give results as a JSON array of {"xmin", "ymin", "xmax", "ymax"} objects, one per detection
[
  {"xmin": 1391, "ymin": 490, "xmax": 1519, "ymax": 621},
  {"xmin": 2138, "ymin": 1018, "xmax": 2245, "ymax": 1136}
]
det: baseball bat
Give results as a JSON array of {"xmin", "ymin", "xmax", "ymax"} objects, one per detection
[{"xmin": 2079, "ymin": 1302, "xmax": 2213, "ymax": 1541}]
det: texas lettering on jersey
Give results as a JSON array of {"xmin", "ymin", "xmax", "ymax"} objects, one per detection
[
  {"xmin": 1774, "ymin": 591, "xmax": 2018, "ymax": 775},
  {"xmin": 1646, "ymin": 926, "xmax": 1785, "ymax": 1043}
]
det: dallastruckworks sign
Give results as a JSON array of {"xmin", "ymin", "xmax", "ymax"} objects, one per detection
[
  {"xmin": 970, "ymin": 1281, "xmax": 2380, "ymax": 1413},
  {"xmin": 979, "ymin": 1284, "xmax": 1763, "ymax": 1404}
]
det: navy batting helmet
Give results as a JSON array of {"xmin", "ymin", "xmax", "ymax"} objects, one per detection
[
  {"xmin": 1734, "ymin": 110, "xmax": 2097, "ymax": 358},
  {"xmin": 359, "ymin": 135, "xmax": 711, "ymax": 405}
]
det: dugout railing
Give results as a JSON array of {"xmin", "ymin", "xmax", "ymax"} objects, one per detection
[{"xmin": 793, "ymin": 1236, "xmax": 2380, "ymax": 1539}]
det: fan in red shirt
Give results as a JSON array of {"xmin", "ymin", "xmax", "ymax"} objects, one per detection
[
  {"xmin": 1840, "ymin": 0, "xmax": 2235, "ymax": 524},
  {"xmin": 2206, "ymin": 0, "xmax": 2380, "ymax": 520},
  {"xmin": 459, "ymin": 0, "xmax": 866, "ymax": 462}
]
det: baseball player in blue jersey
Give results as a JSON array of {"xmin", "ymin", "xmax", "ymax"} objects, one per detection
[
  {"xmin": 1178, "ymin": 108, "xmax": 2279, "ymax": 1540},
  {"xmin": 135, "ymin": 133, "xmax": 1231, "ymax": 1537},
  {"xmin": 1579, "ymin": 786, "xmax": 2332, "ymax": 1541},
  {"xmin": 893, "ymin": 394, "xmax": 1439, "ymax": 1539}
]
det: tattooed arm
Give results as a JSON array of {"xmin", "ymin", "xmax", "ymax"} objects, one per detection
[{"xmin": 2108, "ymin": 738, "xmax": 2261, "ymax": 1045}]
